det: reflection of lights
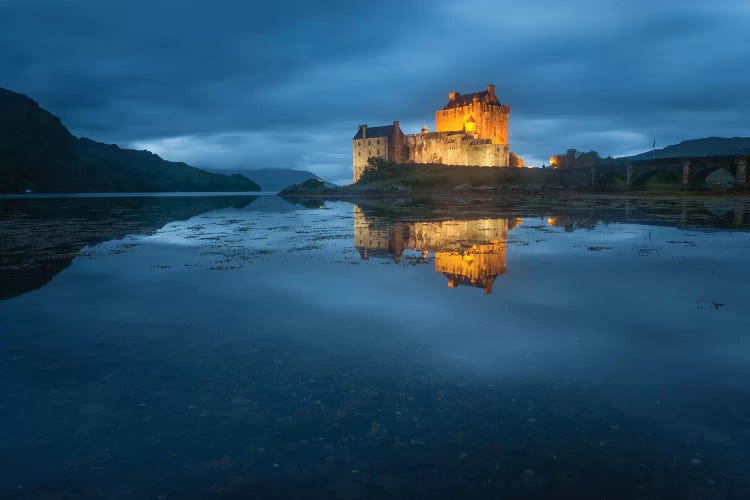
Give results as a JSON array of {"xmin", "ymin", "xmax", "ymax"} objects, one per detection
[
  {"xmin": 549, "ymin": 156, "xmax": 558, "ymax": 169},
  {"xmin": 547, "ymin": 217, "xmax": 558, "ymax": 226}
]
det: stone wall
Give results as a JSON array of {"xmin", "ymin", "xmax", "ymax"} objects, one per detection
[
  {"xmin": 388, "ymin": 129, "xmax": 410, "ymax": 165},
  {"xmin": 353, "ymin": 136, "xmax": 389, "ymax": 182},
  {"xmin": 405, "ymin": 132, "xmax": 510, "ymax": 167},
  {"xmin": 435, "ymin": 101, "xmax": 509, "ymax": 144},
  {"xmin": 352, "ymin": 125, "xmax": 410, "ymax": 182},
  {"xmin": 736, "ymin": 157, "xmax": 747, "ymax": 186}
]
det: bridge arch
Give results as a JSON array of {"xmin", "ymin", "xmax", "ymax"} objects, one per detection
[
  {"xmin": 630, "ymin": 168, "xmax": 681, "ymax": 190},
  {"xmin": 689, "ymin": 163, "xmax": 737, "ymax": 187},
  {"xmin": 583, "ymin": 155, "xmax": 748, "ymax": 191},
  {"xmin": 594, "ymin": 171, "xmax": 627, "ymax": 191}
]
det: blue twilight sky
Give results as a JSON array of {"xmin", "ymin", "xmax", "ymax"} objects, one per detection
[{"xmin": 1, "ymin": 0, "xmax": 749, "ymax": 184}]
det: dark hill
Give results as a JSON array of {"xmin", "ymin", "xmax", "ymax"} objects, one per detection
[
  {"xmin": 0, "ymin": 88, "xmax": 260, "ymax": 193},
  {"xmin": 623, "ymin": 137, "xmax": 750, "ymax": 161},
  {"xmin": 278, "ymin": 178, "xmax": 329, "ymax": 195}
]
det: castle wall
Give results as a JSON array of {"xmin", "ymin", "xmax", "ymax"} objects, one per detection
[
  {"xmin": 405, "ymin": 132, "xmax": 510, "ymax": 167},
  {"xmin": 352, "ymin": 124, "xmax": 410, "ymax": 182},
  {"xmin": 388, "ymin": 131, "xmax": 410, "ymax": 165},
  {"xmin": 435, "ymin": 101, "xmax": 509, "ymax": 144},
  {"xmin": 353, "ymin": 136, "xmax": 389, "ymax": 182}
]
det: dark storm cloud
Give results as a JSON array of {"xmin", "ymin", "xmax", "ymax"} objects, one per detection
[{"xmin": 1, "ymin": 0, "xmax": 748, "ymax": 181}]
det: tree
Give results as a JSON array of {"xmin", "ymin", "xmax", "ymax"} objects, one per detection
[
  {"xmin": 550, "ymin": 149, "xmax": 602, "ymax": 169},
  {"xmin": 509, "ymin": 152, "xmax": 525, "ymax": 168},
  {"xmin": 358, "ymin": 156, "xmax": 401, "ymax": 183}
]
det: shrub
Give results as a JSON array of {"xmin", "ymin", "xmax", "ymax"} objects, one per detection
[{"xmin": 359, "ymin": 157, "xmax": 402, "ymax": 183}]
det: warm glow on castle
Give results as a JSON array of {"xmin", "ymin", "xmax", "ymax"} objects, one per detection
[{"xmin": 352, "ymin": 84, "xmax": 523, "ymax": 182}]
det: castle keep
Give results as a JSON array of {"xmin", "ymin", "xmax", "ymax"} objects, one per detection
[{"xmin": 353, "ymin": 84, "xmax": 516, "ymax": 182}]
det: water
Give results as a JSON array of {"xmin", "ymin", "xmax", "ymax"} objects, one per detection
[{"xmin": 1, "ymin": 193, "xmax": 749, "ymax": 498}]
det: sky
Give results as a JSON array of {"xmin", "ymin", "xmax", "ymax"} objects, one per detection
[{"xmin": 1, "ymin": 0, "xmax": 749, "ymax": 185}]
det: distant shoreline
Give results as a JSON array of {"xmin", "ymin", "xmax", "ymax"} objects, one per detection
[
  {"xmin": 279, "ymin": 161, "xmax": 748, "ymax": 197},
  {"xmin": 0, "ymin": 191, "xmax": 274, "ymax": 200},
  {"xmin": 280, "ymin": 189, "xmax": 750, "ymax": 200}
]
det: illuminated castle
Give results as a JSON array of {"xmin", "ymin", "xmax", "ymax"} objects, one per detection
[
  {"xmin": 354, "ymin": 206, "xmax": 522, "ymax": 294},
  {"xmin": 352, "ymin": 84, "xmax": 521, "ymax": 182}
]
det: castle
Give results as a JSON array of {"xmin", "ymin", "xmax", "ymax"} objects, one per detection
[{"xmin": 352, "ymin": 84, "xmax": 519, "ymax": 182}]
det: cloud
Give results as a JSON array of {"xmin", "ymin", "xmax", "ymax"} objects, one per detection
[
  {"xmin": 1, "ymin": 0, "xmax": 749, "ymax": 179},
  {"xmin": 131, "ymin": 125, "xmax": 354, "ymax": 185}
]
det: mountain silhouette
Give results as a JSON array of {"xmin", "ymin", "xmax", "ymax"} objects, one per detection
[
  {"xmin": 623, "ymin": 137, "xmax": 750, "ymax": 161},
  {"xmin": 0, "ymin": 88, "xmax": 260, "ymax": 193}
]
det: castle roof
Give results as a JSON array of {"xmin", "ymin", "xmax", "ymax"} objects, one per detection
[
  {"xmin": 353, "ymin": 125, "xmax": 395, "ymax": 140},
  {"xmin": 443, "ymin": 90, "xmax": 501, "ymax": 109}
]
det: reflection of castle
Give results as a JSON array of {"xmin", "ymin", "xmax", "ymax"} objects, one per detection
[{"xmin": 354, "ymin": 206, "xmax": 521, "ymax": 294}]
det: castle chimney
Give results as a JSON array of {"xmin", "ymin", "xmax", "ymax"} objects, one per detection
[
  {"xmin": 448, "ymin": 92, "xmax": 459, "ymax": 101},
  {"xmin": 393, "ymin": 120, "xmax": 400, "ymax": 130},
  {"xmin": 486, "ymin": 84, "xmax": 496, "ymax": 98},
  {"xmin": 359, "ymin": 124, "xmax": 367, "ymax": 139}
]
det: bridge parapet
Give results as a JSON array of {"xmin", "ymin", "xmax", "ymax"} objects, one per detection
[
  {"xmin": 681, "ymin": 159, "xmax": 692, "ymax": 190},
  {"xmin": 736, "ymin": 156, "xmax": 748, "ymax": 189},
  {"xmin": 560, "ymin": 154, "xmax": 748, "ymax": 191}
]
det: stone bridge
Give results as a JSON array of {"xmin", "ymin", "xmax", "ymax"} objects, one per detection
[{"xmin": 559, "ymin": 155, "xmax": 748, "ymax": 190}]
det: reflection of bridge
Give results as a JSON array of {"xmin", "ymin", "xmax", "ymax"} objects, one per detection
[
  {"xmin": 354, "ymin": 206, "xmax": 521, "ymax": 294},
  {"xmin": 559, "ymin": 155, "xmax": 748, "ymax": 190}
]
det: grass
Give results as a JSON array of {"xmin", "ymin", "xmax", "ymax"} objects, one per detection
[{"xmin": 353, "ymin": 164, "xmax": 560, "ymax": 191}]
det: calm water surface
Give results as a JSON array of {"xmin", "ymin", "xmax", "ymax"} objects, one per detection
[{"xmin": 1, "ymin": 194, "xmax": 749, "ymax": 499}]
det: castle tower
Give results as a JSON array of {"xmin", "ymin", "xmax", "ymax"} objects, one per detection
[
  {"xmin": 351, "ymin": 121, "xmax": 406, "ymax": 182},
  {"xmin": 435, "ymin": 84, "xmax": 509, "ymax": 145}
]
